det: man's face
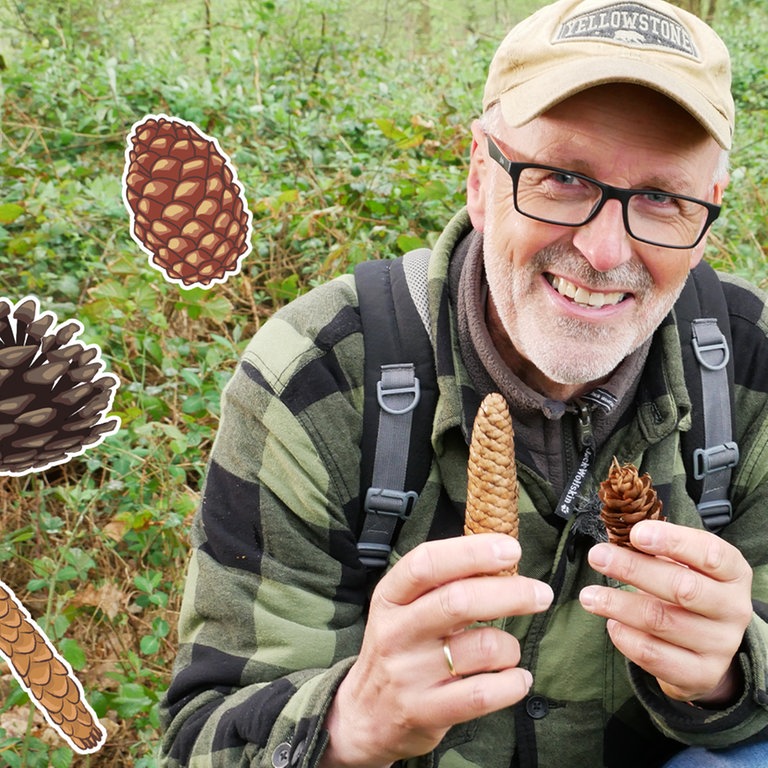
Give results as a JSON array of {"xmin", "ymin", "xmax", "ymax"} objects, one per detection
[{"xmin": 467, "ymin": 84, "xmax": 726, "ymax": 400}]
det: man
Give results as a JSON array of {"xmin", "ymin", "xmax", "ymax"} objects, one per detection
[{"xmin": 160, "ymin": 0, "xmax": 768, "ymax": 766}]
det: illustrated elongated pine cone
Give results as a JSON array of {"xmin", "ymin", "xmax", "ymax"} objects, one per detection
[
  {"xmin": 598, "ymin": 457, "xmax": 664, "ymax": 549},
  {"xmin": 122, "ymin": 114, "xmax": 253, "ymax": 289},
  {"xmin": 0, "ymin": 297, "xmax": 120, "ymax": 476},
  {"xmin": 464, "ymin": 393, "xmax": 520, "ymax": 575},
  {"xmin": 0, "ymin": 581, "xmax": 106, "ymax": 753}
]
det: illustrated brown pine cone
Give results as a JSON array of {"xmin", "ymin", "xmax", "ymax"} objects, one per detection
[
  {"xmin": 598, "ymin": 457, "xmax": 664, "ymax": 549},
  {"xmin": 0, "ymin": 581, "xmax": 106, "ymax": 753},
  {"xmin": 0, "ymin": 297, "xmax": 120, "ymax": 476},
  {"xmin": 122, "ymin": 114, "xmax": 252, "ymax": 288},
  {"xmin": 464, "ymin": 393, "xmax": 520, "ymax": 575}
]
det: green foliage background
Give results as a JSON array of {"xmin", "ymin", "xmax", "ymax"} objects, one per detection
[{"xmin": 0, "ymin": 0, "xmax": 765, "ymax": 764}]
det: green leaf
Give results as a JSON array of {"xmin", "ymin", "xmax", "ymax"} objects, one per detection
[
  {"xmin": 50, "ymin": 746, "xmax": 74, "ymax": 768},
  {"xmin": 133, "ymin": 574, "xmax": 155, "ymax": 593},
  {"xmin": 2, "ymin": 751, "xmax": 21, "ymax": 768},
  {"xmin": 59, "ymin": 638, "xmax": 87, "ymax": 670},
  {"xmin": 27, "ymin": 578, "xmax": 50, "ymax": 593},
  {"xmin": 112, "ymin": 682, "xmax": 154, "ymax": 718},
  {"xmin": 374, "ymin": 118, "xmax": 405, "ymax": 141},
  {"xmin": 0, "ymin": 203, "xmax": 25, "ymax": 224},
  {"xmin": 396, "ymin": 234, "xmax": 425, "ymax": 253},
  {"xmin": 140, "ymin": 634, "xmax": 160, "ymax": 655}
]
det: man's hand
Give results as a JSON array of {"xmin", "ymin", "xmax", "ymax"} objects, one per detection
[
  {"xmin": 580, "ymin": 519, "xmax": 753, "ymax": 705},
  {"xmin": 320, "ymin": 534, "xmax": 553, "ymax": 768}
]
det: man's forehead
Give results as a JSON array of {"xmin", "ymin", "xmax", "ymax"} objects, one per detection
[{"xmin": 491, "ymin": 86, "xmax": 720, "ymax": 185}]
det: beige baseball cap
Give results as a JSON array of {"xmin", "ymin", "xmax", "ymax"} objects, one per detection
[{"xmin": 483, "ymin": 0, "xmax": 734, "ymax": 149}]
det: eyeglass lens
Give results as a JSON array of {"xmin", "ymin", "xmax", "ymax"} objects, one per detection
[{"xmin": 515, "ymin": 167, "xmax": 710, "ymax": 249}]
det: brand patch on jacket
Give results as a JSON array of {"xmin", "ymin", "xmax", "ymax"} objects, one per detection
[{"xmin": 554, "ymin": 2, "xmax": 699, "ymax": 59}]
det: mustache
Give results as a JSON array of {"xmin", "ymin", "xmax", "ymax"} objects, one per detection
[{"xmin": 532, "ymin": 242, "xmax": 654, "ymax": 294}]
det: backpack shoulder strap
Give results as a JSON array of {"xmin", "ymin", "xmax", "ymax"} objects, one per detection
[
  {"xmin": 675, "ymin": 261, "xmax": 739, "ymax": 531},
  {"xmin": 354, "ymin": 251, "xmax": 437, "ymax": 569}
]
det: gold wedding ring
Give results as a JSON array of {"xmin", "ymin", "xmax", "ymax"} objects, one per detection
[{"xmin": 442, "ymin": 638, "xmax": 458, "ymax": 678}]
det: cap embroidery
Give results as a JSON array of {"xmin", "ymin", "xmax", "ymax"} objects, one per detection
[{"xmin": 554, "ymin": 2, "xmax": 699, "ymax": 59}]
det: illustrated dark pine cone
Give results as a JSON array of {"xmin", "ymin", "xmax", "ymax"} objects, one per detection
[
  {"xmin": 598, "ymin": 457, "xmax": 664, "ymax": 549},
  {"xmin": 123, "ymin": 114, "xmax": 252, "ymax": 288},
  {"xmin": 0, "ymin": 297, "xmax": 120, "ymax": 475}
]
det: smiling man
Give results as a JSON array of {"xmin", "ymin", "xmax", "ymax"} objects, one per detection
[
  {"xmin": 471, "ymin": 84, "xmax": 727, "ymax": 401},
  {"xmin": 161, "ymin": 1, "xmax": 768, "ymax": 767}
]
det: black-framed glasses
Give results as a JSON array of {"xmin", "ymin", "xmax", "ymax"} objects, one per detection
[{"xmin": 485, "ymin": 135, "xmax": 721, "ymax": 250}]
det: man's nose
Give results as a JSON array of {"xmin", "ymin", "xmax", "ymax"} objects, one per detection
[{"xmin": 570, "ymin": 199, "xmax": 634, "ymax": 273}]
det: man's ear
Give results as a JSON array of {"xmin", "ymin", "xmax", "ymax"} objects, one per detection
[
  {"xmin": 467, "ymin": 120, "xmax": 489, "ymax": 232},
  {"xmin": 688, "ymin": 172, "xmax": 730, "ymax": 269},
  {"xmin": 713, "ymin": 173, "xmax": 729, "ymax": 205}
]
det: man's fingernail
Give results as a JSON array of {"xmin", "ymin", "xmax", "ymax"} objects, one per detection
[
  {"xmin": 535, "ymin": 581, "xmax": 554, "ymax": 608},
  {"xmin": 521, "ymin": 669, "xmax": 534, "ymax": 690},
  {"xmin": 494, "ymin": 538, "xmax": 520, "ymax": 561},
  {"xmin": 580, "ymin": 585, "xmax": 599, "ymax": 609},
  {"xmin": 633, "ymin": 522, "xmax": 656, "ymax": 548},
  {"xmin": 589, "ymin": 544, "xmax": 611, "ymax": 569}
]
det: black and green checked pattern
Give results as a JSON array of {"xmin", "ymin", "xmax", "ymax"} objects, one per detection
[{"xmin": 161, "ymin": 210, "xmax": 768, "ymax": 767}]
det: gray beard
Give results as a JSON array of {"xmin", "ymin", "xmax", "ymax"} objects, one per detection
[{"xmin": 493, "ymin": 243, "xmax": 674, "ymax": 386}]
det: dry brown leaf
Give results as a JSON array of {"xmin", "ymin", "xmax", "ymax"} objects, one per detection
[{"xmin": 71, "ymin": 583, "xmax": 125, "ymax": 621}]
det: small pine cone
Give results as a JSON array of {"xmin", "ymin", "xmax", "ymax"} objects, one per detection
[
  {"xmin": 464, "ymin": 393, "xmax": 520, "ymax": 575},
  {"xmin": 0, "ymin": 582, "xmax": 106, "ymax": 753},
  {"xmin": 122, "ymin": 114, "xmax": 252, "ymax": 289},
  {"xmin": 0, "ymin": 297, "xmax": 120, "ymax": 476},
  {"xmin": 598, "ymin": 457, "xmax": 664, "ymax": 549}
]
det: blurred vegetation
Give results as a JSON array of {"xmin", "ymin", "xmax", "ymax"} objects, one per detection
[{"xmin": 0, "ymin": 0, "xmax": 765, "ymax": 764}]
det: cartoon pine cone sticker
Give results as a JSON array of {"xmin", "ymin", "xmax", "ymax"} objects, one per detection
[
  {"xmin": 0, "ymin": 581, "xmax": 106, "ymax": 753},
  {"xmin": 122, "ymin": 114, "xmax": 253, "ymax": 289},
  {"xmin": 598, "ymin": 457, "xmax": 665, "ymax": 549},
  {"xmin": 0, "ymin": 296, "xmax": 114, "ymax": 753},
  {"xmin": 464, "ymin": 393, "xmax": 520, "ymax": 575},
  {"xmin": 0, "ymin": 296, "xmax": 120, "ymax": 476}
]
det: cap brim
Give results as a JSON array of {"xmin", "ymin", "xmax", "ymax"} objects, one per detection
[{"xmin": 496, "ymin": 57, "xmax": 732, "ymax": 150}]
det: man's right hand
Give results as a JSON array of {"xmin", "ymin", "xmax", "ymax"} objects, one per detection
[{"xmin": 319, "ymin": 534, "xmax": 554, "ymax": 768}]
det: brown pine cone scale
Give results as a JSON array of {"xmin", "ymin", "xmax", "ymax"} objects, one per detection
[
  {"xmin": 464, "ymin": 393, "xmax": 520, "ymax": 575},
  {"xmin": 598, "ymin": 457, "xmax": 664, "ymax": 549}
]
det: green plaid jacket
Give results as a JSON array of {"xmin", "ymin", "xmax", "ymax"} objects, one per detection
[{"xmin": 161, "ymin": 210, "xmax": 768, "ymax": 768}]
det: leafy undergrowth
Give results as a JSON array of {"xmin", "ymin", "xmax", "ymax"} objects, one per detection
[{"xmin": 0, "ymin": 0, "xmax": 765, "ymax": 764}]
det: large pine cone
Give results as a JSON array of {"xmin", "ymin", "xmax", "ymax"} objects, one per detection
[
  {"xmin": 0, "ymin": 297, "xmax": 120, "ymax": 475},
  {"xmin": 598, "ymin": 457, "xmax": 664, "ymax": 549},
  {"xmin": 0, "ymin": 582, "xmax": 106, "ymax": 753},
  {"xmin": 464, "ymin": 393, "xmax": 520, "ymax": 575},
  {"xmin": 123, "ymin": 114, "xmax": 252, "ymax": 288}
]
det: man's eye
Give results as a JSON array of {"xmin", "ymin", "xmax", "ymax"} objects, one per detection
[
  {"xmin": 642, "ymin": 191, "xmax": 677, "ymax": 207},
  {"xmin": 550, "ymin": 172, "xmax": 580, "ymax": 186}
]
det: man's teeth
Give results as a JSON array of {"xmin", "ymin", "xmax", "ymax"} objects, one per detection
[{"xmin": 550, "ymin": 275, "xmax": 625, "ymax": 308}]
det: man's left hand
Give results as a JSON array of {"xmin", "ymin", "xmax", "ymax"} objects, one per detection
[{"xmin": 580, "ymin": 519, "xmax": 753, "ymax": 705}]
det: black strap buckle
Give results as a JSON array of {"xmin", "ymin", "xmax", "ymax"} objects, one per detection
[
  {"xmin": 697, "ymin": 499, "xmax": 733, "ymax": 531},
  {"xmin": 357, "ymin": 489, "xmax": 418, "ymax": 568},
  {"xmin": 363, "ymin": 487, "xmax": 418, "ymax": 520},
  {"xmin": 693, "ymin": 441, "xmax": 740, "ymax": 480},
  {"xmin": 356, "ymin": 542, "xmax": 393, "ymax": 569}
]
